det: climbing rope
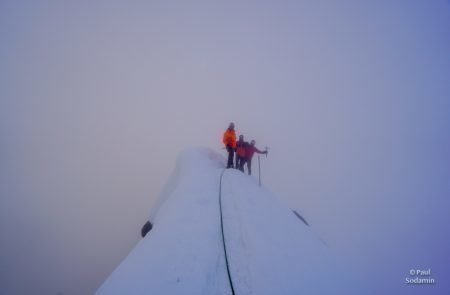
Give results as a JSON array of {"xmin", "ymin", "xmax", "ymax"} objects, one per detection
[{"xmin": 219, "ymin": 168, "xmax": 236, "ymax": 295}]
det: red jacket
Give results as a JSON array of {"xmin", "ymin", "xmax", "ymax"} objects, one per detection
[
  {"xmin": 245, "ymin": 145, "xmax": 266, "ymax": 159},
  {"xmin": 236, "ymin": 140, "xmax": 248, "ymax": 157}
]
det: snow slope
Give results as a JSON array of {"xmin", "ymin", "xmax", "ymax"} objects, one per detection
[{"xmin": 96, "ymin": 148, "xmax": 357, "ymax": 294}]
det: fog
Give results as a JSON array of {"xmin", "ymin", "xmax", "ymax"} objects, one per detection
[{"xmin": 1, "ymin": 1, "xmax": 449, "ymax": 294}]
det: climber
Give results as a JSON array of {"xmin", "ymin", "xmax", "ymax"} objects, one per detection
[
  {"xmin": 235, "ymin": 135, "xmax": 248, "ymax": 172},
  {"xmin": 223, "ymin": 122, "xmax": 237, "ymax": 168},
  {"xmin": 243, "ymin": 140, "xmax": 268, "ymax": 175}
]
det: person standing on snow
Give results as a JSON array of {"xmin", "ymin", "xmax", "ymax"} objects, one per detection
[
  {"xmin": 235, "ymin": 135, "xmax": 249, "ymax": 172},
  {"xmin": 243, "ymin": 140, "xmax": 267, "ymax": 175},
  {"xmin": 223, "ymin": 122, "xmax": 237, "ymax": 168}
]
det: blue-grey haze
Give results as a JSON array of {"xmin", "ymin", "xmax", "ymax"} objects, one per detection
[{"xmin": 1, "ymin": 1, "xmax": 449, "ymax": 294}]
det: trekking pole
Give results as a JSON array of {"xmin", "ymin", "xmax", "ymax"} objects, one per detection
[
  {"xmin": 258, "ymin": 147, "xmax": 269, "ymax": 187},
  {"xmin": 258, "ymin": 155, "xmax": 261, "ymax": 187}
]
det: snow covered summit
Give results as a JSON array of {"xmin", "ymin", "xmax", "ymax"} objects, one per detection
[{"xmin": 96, "ymin": 148, "xmax": 353, "ymax": 295}]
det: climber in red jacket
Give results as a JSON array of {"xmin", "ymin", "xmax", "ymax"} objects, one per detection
[
  {"xmin": 235, "ymin": 135, "xmax": 248, "ymax": 172},
  {"xmin": 243, "ymin": 140, "xmax": 267, "ymax": 175}
]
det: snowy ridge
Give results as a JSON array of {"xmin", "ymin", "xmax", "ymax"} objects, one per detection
[{"xmin": 96, "ymin": 148, "xmax": 358, "ymax": 294}]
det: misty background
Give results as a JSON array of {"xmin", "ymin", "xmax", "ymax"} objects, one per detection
[{"xmin": 1, "ymin": 1, "xmax": 449, "ymax": 294}]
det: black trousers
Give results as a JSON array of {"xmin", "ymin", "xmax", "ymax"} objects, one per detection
[
  {"xmin": 226, "ymin": 146, "xmax": 234, "ymax": 168},
  {"xmin": 246, "ymin": 158, "xmax": 252, "ymax": 175},
  {"xmin": 238, "ymin": 157, "xmax": 250, "ymax": 174},
  {"xmin": 236, "ymin": 155, "xmax": 244, "ymax": 171}
]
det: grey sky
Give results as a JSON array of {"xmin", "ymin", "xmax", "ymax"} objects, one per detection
[{"xmin": 1, "ymin": 1, "xmax": 449, "ymax": 294}]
